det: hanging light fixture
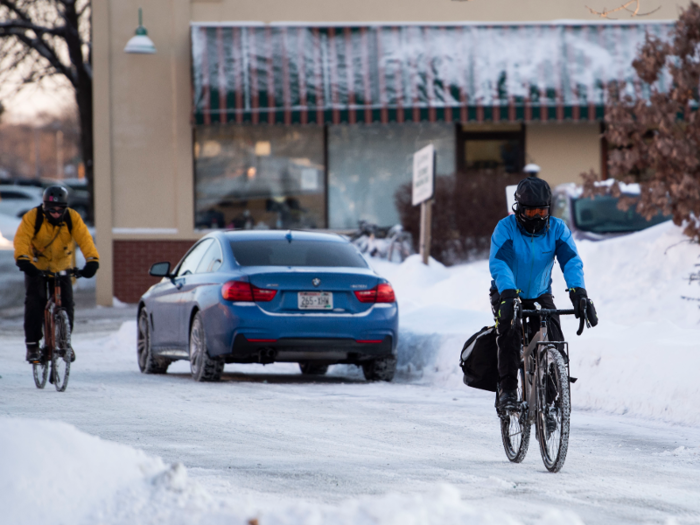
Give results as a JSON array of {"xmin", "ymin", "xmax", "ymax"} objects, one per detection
[{"xmin": 124, "ymin": 8, "xmax": 156, "ymax": 54}]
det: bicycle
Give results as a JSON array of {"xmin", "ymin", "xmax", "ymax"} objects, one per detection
[
  {"xmin": 385, "ymin": 224, "xmax": 413, "ymax": 263},
  {"xmin": 31, "ymin": 268, "xmax": 78, "ymax": 392},
  {"xmin": 498, "ymin": 300, "xmax": 591, "ymax": 472}
]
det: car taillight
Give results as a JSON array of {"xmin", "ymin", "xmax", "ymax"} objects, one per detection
[
  {"xmin": 354, "ymin": 288, "xmax": 377, "ymax": 303},
  {"xmin": 222, "ymin": 282, "xmax": 277, "ymax": 302},
  {"xmin": 222, "ymin": 281, "xmax": 253, "ymax": 301},
  {"xmin": 354, "ymin": 283, "xmax": 395, "ymax": 304},
  {"xmin": 376, "ymin": 283, "xmax": 395, "ymax": 303},
  {"xmin": 252, "ymin": 287, "xmax": 277, "ymax": 302}
]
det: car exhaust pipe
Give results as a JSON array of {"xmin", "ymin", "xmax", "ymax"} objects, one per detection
[{"xmin": 258, "ymin": 347, "xmax": 277, "ymax": 364}]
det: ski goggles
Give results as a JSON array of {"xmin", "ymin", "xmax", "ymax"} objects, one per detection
[
  {"xmin": 521, "ymin": 206, "xmax": 550, "ymax": 219},
  {"xmin": 44, "ymin": 205, "xmax": 67, "ymax": 215}
]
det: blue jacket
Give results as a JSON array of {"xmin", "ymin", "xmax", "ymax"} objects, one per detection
[{"xmin": 489, "ymin": 215, "xmax": 585, "ymax": 299}]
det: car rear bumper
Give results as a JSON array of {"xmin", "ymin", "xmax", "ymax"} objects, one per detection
[{"xmin": 223, "ymin": 334, "xmax": 394, "ymax": 364}]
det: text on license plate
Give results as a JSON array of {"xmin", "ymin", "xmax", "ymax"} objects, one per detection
[{"xmin": 298, "ymin": 292, "xmax": 333, "ymax": 310}]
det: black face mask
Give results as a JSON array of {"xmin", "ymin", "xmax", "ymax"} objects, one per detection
[
  {"xmin": 44, "ymin": 205, "xmax": 67, "ymax": 226},
  {"xmin": 516, "ymin": 209, "xmax": 548, "ymax": 234}
]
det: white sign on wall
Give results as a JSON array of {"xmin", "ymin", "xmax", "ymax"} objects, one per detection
[
  {"xmin": 412, "ymin": 144, "xmax": 435, "ymax": 206},
  {"xmin": 505, "ymin": 184, "xmax": 518, "ymax": 214}
]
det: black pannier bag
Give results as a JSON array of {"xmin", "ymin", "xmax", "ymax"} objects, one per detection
[{"xmin": 460, "ymin": 325, "xmax": 499, "ymax": 392}]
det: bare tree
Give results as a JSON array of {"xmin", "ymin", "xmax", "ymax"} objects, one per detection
[
  {"xmin": 583, "ymin": 2, "xmax": 700, "ymax": 242},
  {"xmin": 0, "ymin": 0, "xmax": 93, "ymax": 222}
]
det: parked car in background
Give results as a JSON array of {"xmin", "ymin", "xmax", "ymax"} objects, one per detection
[
  {"xmin": 551, "ymin": 182, "xmax": 671, "ymax": 240},
  {"xmin": 137, "ymin": 230, "xmax": 399, "ymax": 382},
  {"xmin": 0, "ymin": 185, "xmax": 44, "ymax": 218},
  {"xmin": 0, "ymin": 177, "xmax": 90, "ymax": 222}
]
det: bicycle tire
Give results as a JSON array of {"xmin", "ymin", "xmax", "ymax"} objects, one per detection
[
  {"xmin": 52, "ymin": 309, "xmax": 71, "ymax": 392},
  {"xmin": 536, "ymin": 345, "xmax": 570, "ymax": 472},
  {"xmin": 33, "ymin": 358, "xmax": 48, "ymax": 389},
  {"xmin": 500, "ymin": 367, "xmax": 531, "ymax": 462}
]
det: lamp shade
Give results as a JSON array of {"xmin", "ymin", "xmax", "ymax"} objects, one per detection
[
  {"xmin": 124, "ymin": 34, "xmax": 156, "ymax": 54},
  {"xmin": 124, "ymin": 8, "xmax": 156, "ymax": 54}
]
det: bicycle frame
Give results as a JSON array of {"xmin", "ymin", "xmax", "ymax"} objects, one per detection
[
  {"xmin": 42, "ymin": 270, "xmax": 70, "ymax": 360},
  {"xmin": 519, "ymin": 310, "xmax": 572, "ymax": 425}
]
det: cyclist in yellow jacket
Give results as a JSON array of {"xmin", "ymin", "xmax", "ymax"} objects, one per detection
[{"xmin": 14, "ymin": 185, "xmax": 99, "ymax": 362}]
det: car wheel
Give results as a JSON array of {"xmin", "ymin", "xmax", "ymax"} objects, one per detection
[
  {"xmin": 137, "ymin": 309, "xmax": 170, "ymax": 374},
  {"xmin": 299, "ymin": 362, "xmax": 329, "ymax": 376},
  {"xmin": 362, "ymin": 356, "xmax": 397, "ymax": 382},
  {"xmin": 189, "ymin": 312, "xmax": 224, "ymax": 382}
]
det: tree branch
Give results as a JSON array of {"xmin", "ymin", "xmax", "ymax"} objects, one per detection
[{"xmin": 586, "ymin": 0, "xmax": 661, "ymax": 19}]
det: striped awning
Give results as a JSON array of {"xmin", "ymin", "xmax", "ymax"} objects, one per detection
[{"xmin": 190, "ymin": 22, "xmax": 672, "ymax": 125}]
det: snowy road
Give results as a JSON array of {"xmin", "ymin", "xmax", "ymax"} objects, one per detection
[{"xmin": 1, "ymin": 311, "xmax": 699, "ymax": 525}]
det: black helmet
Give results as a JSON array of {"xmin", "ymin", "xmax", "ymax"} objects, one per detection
[
  {"xmin": 42, "ymin": 185, "xmax": 69, "ymax": 225},
  {"xmin": 514, "ymin": 177, "xmax": 551, "ymax": 234}
]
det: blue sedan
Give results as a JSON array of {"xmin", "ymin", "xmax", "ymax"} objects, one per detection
[{"xmin": 137, "ymin": 230, "xmax": 399, "ymax": 382}]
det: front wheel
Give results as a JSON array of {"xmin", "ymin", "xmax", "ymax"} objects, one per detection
[
  {"xmin": 189, "ymin": 312, "xmax": 224, "ymax": 382},
  {"xmin": 33, "ymin": 354, "xmax": 49, "ymax": 389},
  {"xmin": 536, "ymin": 346, "xmax": 571, "ymax": 473},
  {"xmin": 362, "ymin": 356, "xmax": 396, "ymax": 382},
  {"xmin": 500, "ymin": 367, "xmax": 531, "ymax": 463},
  {"xmin": 137, "ymin": 309, "xmax": 170, "ymax": 374},
  {"xmin": 52, "ymin": 309, "xmax": 71, "ymax": 392}
]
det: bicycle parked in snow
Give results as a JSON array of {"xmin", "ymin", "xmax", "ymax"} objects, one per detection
[
  {"xmin": 349, "ymin": 221, "xmax": 413, "ymax": 262},
  {"xmin": 30, "ymin": 268, "xmax": 78, "ymax": 392},
  {"xmin": 498, "ymin": 301, "xmax": 591, "ymax": 472}
]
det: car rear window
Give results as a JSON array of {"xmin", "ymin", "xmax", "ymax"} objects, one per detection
[
  {"xmin": 230, "ymin": 240, "xmax": 368, "ymax": 268},
  {"xmin": 572, "ymin": 195, "xmax": 671, "ymax": 233}
]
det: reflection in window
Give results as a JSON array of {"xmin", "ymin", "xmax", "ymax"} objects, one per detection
[
  {"xmin": 459, "ymin": 124, "xmax": 524, "ymax": 175},
  {"xmin": 194, "ymin": 126, "xmax": 325, "ymax": 230},
  {"xmin": 328, "ymin": 123, "xmax": 455, "ymax": 229}
]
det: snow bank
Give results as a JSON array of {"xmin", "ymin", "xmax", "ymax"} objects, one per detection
[
  {"xmin": 0, "ymin": 417, "xmax": 166, "ymax": 525},
  {"xmin": 0, "ymin": 417, "xmax": 580, "ymax": 525},
  {"xmin": 370, "ymin": 221, "xmax": 700, "ymax": 425}
]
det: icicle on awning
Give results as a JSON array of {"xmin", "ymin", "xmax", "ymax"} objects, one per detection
[{"xmin": 190, "ymin": 22, "xmax": 672, "ymax": 126}]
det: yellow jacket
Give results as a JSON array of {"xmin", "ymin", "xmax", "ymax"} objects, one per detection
[{"xmin": 14, "ymin": 207, "xmax": 99, "ymax": 272}]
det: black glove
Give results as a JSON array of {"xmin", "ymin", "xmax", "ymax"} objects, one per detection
[
  {"xmin": 497, "ymin": 289, "xmax": 519, "ymax": 326},
  {"xmin": 79, "ymin": 261, "xmax": 99, "ymax": 279},
  {"xmin": 17, "ymin": 259, "xmax": 41, "ymax": 277},
  {"xmin": 569, "ymin": 287, "xmax": 599, "ymax": 327}
]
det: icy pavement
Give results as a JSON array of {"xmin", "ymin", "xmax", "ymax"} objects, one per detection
[
  {"xmin": 1, "ymin": 221, "xmax": 700, "ymax": 524},
  {"xmin": 1, "ymin": 319, "xmax": 700, "ymax": 525}
]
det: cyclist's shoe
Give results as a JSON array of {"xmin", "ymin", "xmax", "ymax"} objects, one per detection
[
  {"xmin": 497, "ymin": 388, "xmax": 519, "ymax": 412},
  {"xmin": 26, "ymin": 343, "xmax": 41, "ymax": 363}
]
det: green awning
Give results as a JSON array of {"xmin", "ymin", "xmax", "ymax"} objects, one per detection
[{"xmin": 190, "ymin": 22, "xmax": 672, "ymax": 125}]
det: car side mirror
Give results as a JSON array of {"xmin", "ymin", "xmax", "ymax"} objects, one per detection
[{"xmin": 149, "ymin": 261, "xmax": 171, "ymax": 278}]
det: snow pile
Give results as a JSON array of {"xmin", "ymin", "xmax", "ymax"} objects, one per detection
[
  {"xmin": 0, "ymin": 418, "xmax": 579, "ymax": 525},
  {"xmin": 370, "ymin": 221, "xmax": 700, "ymax": 424},
  {"xmin": 0, "ymin": 417, "xmax": 166, "ymax": 525}
]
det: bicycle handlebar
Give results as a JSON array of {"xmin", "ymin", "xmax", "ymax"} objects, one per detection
[
  {"xmin": 40, "ymin": 267, "xmax": 81, "ymax": 279},
  {"xmin": 519, "ymin": 299, "xmax": 590, "ymax": 336}
]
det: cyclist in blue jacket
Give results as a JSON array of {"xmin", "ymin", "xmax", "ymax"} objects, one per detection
[{"xmin": 489, "ymin": 177, "xmax": 598, "ymax": 411}]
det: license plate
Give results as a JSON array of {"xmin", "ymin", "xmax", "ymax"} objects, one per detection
[{"xmin": 298, "ymin": 292, "xmax": 333, "ymax": 310}]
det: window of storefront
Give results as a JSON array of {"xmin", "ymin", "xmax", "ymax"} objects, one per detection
[
  {"xmin": 457, "ymin": 124, "xmax": 524, "ymax": 174},
  {"xmin": 194, "ymin": 126, "xmax": 325, "ymax": 230},
  {"xmin": 327, "ymin": 123, "xmax": 455, "ymax": 229}
]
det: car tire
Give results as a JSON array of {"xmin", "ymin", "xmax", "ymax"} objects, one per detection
[
  {"xmin": 299, "ymin": 362, "xmax": 329, "ymax": 376},
  {"xmin": 362, "ymin": 356, "xmax": 397, "ymax": 382},
  {"xmin": 137, "ymin": 309, "xmax": 170, "ymax": 374},
  {"xmin": 189, "ymin": 312, "xmax": 224, "ymax": 382}
]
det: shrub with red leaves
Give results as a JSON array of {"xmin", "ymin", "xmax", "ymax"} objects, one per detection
[{"xmin": 583, "ymin": 2, "xmax": 700, "ymax": 242}]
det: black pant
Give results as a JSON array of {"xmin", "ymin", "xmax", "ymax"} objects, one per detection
[
  {"xmin": 496, "ymin": 293, "xmax": 564, "ymax": 391},
  {"xmin": 24, "ymin": 274, "xmax": 74, "ymax": 345}
]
